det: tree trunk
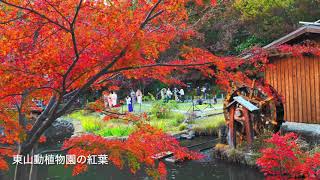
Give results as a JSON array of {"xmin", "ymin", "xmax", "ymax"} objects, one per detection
[
  {"xmin": 14, "ymin": 144, "xmax": 38, "ymax": 180},
  {"xmin": 14, "ymin": 164, "xmax": 30, "ymax": 180}
]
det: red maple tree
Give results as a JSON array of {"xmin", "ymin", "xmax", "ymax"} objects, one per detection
[
  {"xmin": 0, "ymin": 0, "xmax": 279, "ymax": 179},
  {"xmin": 257, "ymin": 132, "xmax": 320, "ymax": 179}
]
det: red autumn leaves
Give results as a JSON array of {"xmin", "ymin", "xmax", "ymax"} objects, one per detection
[
  {"xmin": 63, "ymin": 124, "xmax": 202, "ymax": 177},
  {"xmin": 257, "ymin": 133, "xmax": 320, "ymax": 179}
]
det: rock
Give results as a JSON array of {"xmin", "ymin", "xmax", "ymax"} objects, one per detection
[
  {"xmin": 280, "ymin": 122, "xmax": 320, "ymax": 146},
  {"xmin": 44, "ymin": 117, "xmax": 74, "ymax": 143},
  {"xmin": 188, "ymin": 130, "xmax": 195, "ymax": 137},
  {"xmin": 218, "ymin": 125, "xmax": 228, "ymax": 144},
  {"xmin": 180, "ymin": 134, "xmax": 194, "ymax": 140}
]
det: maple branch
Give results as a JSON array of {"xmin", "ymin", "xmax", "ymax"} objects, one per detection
[
  {"xmin": 0, "ymin": 146, "xmax": 16, "ymax": 151},
  {"xmin": 63, "ymin": 89, "xmax": 79, "ymax": 99},
  {"xmin": 97, "ymin": 73, "xmax": 121, "ymax": 84},
  {"xmin": 62, "ymin": 30, "xmax": 79, "ymax": 92},
  {"xmin": 0, "ymin": 93, "xmax": 23, "ymax": 101},
  {"xmin": 148, "ymin": 10, "xmax": 164, "ymax": 22},
  {"xmin": 44, "ymin": 0, "xmax": 70, "ymax": 24},
  {"xmin": 19, "ymin": 0, "xmax": 167, "ymax": 155},
  {"xmin": 62, "ymin": 0, "xmax": 83, "ymax": 92},
  {"xmin": 22, "ymin": 95, "xmax": 63, "ymax": 155},
  {"xmin": 0, "ymin": 0, "xmax": 70, "ymax": 32},
  {"xmin": 36, "ymin": 146, "xmax": 73, "ymax": 155},
  {"xmin": 71, "ymin": 0, "xmax": 84, "ymax": 28},
  {"xmin": 0, "ymin": 12, "xmax": 31, "ymax": 24},
  {"xmin": 140, "ymin": 0, "xmax": 163, "ymax": 29},
  {"xmin": 28, "ymin": 96, "xmax": 57, "ymax": 137},
  {"xmin": 106, "ymin": 62, "xmax": 214, "ymax": 74},
  {"xmin": 22, "ymin": 49, "xmax": 128, "ymax": 154}
]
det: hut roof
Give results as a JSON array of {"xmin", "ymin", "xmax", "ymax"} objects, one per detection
[
  {"xmin": 242, "ymin": 21, "xmax": 320, "ymax": 59},
  {"xmin": 264, "ymin": 23, "xmax": 320, "ymax": 50}
]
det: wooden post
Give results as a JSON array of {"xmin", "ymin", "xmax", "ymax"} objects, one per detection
[
  {"xmin": 229, "ymin": 106, "xmax": 236, "ymax": 148},
  {"xmin": 243, "ymin": 108, "xmax": 254, "ymax": 147}
]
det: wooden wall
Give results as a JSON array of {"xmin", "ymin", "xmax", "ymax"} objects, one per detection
[{"xmin": 265, "ymin": 56, "xmax": 320, "ymax": 124}]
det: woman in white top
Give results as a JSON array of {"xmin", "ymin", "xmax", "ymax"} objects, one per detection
[
  {"xmin": 111, "ymin": 92, "xmax": 117, "ymax": 106},
  {"xmin": 136, "ymin": 89, "xmax": 143, "ymax": 104}
]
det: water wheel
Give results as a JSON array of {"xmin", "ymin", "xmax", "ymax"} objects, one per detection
[{"xmin": 223, "ymin": 81, "xmax": 284, "ymax": 147}]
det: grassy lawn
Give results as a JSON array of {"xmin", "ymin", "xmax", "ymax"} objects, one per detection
[
  {"xmin": 120, "ymin": 101, "xmax": 223, "ymax": 113},
  {"xmin": 191, "ymin": 115, "xmax": 226, "ymax": 135},
  {"xmin": 69, "ymin": 100, "xmax": 225, "ymax": 137},
  {"xmin": 176, "ymin": 102, "xmax": 222, "ymax": 111},
  {"xmin": 120, "ymin": 103, "xmax": 152, "ymax": 113},
  {"xmin": 69, "ymin": 110, "xmax": 185, "ymax": 137}
]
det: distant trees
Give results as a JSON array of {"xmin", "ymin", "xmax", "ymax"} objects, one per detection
[{"xmin": 196, "ymin": 0, "xmax": 320, "ymax": 55}]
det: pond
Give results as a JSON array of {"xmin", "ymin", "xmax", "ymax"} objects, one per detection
[{"xmin": 4, "ymin": 137, "xmax": 263, "ymax": 180}]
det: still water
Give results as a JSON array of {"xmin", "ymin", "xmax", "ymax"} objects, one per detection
[{"xmin": 4, "ymin": 137, "xmax": 264, "ymax": 180}]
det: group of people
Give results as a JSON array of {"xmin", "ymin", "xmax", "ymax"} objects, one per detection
[
  {"xmin": 103, "ymin": 89, "xmax": 143, "ymax": 112},
  {"xmin": 160, "ymin": 87, "xmax": 185, "ymax": 102},
  {"xmin": 103, "ymin": 91, "xmax": 118, "ymax": 108},
  {"xmin": 125, "ymin": 89, "xmax": 143, "ymax": 112}
]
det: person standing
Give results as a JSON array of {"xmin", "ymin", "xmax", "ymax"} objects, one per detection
[
  {"xmin": 110, "ymin": 91, "xmax": 117, "ymax": 107},
  {"xmin": 103, "ymin": 91, "xmax": 110, "ymax": 109},
  {"xmin": 179, "ymin": 88, "xmax": 185, "ymax": 102},
  {"xmin": 173, "ymin": 87, "xmax": 179, "ymax": 101},
  {"xmin": 107, "ymin": 92, "xmax": 113, "ymax": 107},
  {"xmin": 130, "ymin": 90, "xmax": 136, "ymax": 104},
  {"xmin": 136, "ymin": 89, "xmax": 143, "ymax": 104},
  {"xmin": 202, "ymin": 86, "xmax": 207, "ymax": 100},
  {"xmin": 160, "ymin": 88, "xmax": 167, "ymax": 100},
  {"xmin": 166, "ymin": 88, "xmax": 173, "ymax": 100},
  {"xmin": 126, "ymin": 96, "xmax": 133, "ymax": 112}
]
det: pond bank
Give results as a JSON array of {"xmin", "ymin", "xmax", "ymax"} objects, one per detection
[
  {"xmin": 281, "ymin": 122, "xmax": 320, "ymax": 145},
  {"xmin": 212, "ymin": 144, "xmax": 259, "ymax": 168}
]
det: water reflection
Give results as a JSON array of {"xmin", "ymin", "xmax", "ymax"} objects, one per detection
[
  {"xmin": 31, "ymin": 150, "xmax": 262, "ymax": 180},
  {"xmin": 4, "ymin": 137, "xmax": 264, "ymax": 180}
]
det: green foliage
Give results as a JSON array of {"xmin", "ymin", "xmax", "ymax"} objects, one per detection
[
  {"xmin": 309, "ymin": 145, "xmax": 320, "ymax": 155},
  {"xmin": 142, "ymin": 92, "xmax": 156, "ymax": 102},
  {"xmin": 191, "ymin": 115, "xmax": 225, "ymax": 135},
  {"xmin": 234, "ymin": 36, "xmax": 267, "ymax": 53},
  {"xmin": 95, "ymin": 126, "xmax": 133, "ymax": 137},
  {"xmin": 150, "ymin": 100, "xmax": 178, "ymax": 119},
  {"xmin": 234, "ymin": 0, "xmax": 294, "ymax": 20},
  {"xmin": 69, "ymin": 111, "xmax": 103, "ymax": 132},
  {"xmin": 149, "ymin": 112, "xmax": 185, "ymax": 132},
  {"xmin": 69, "ymin": 109, "xmax": 186, "ymax": 137},
  {"xmin": 178, "ymin": 123, "xmax": 188, "ymax": 131},
  {"xmin": 194, "ymin": 0, "xmax": 320, "ymax": 56}
]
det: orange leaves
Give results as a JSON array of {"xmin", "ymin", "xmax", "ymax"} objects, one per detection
[
  {"xmin": 194, "ymin": 0, "xmax": 217, "ymax": 6},
  {"xmin": 0, "ymin": 158, "xmax": 9, "ymax": 171},
  {"xmin": 63, "ymin": 123, "xmax": 201, "ymax": 177}
]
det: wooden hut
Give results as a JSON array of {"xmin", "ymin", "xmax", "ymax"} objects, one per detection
[{"xmin": 263, "ymin": 23, "xmax": 320, "ymax": 124}]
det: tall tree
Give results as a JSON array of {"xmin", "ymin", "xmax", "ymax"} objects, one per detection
[{"xmin": 0, "ymin": 0, "xmax": 260, "ymax": 179}]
